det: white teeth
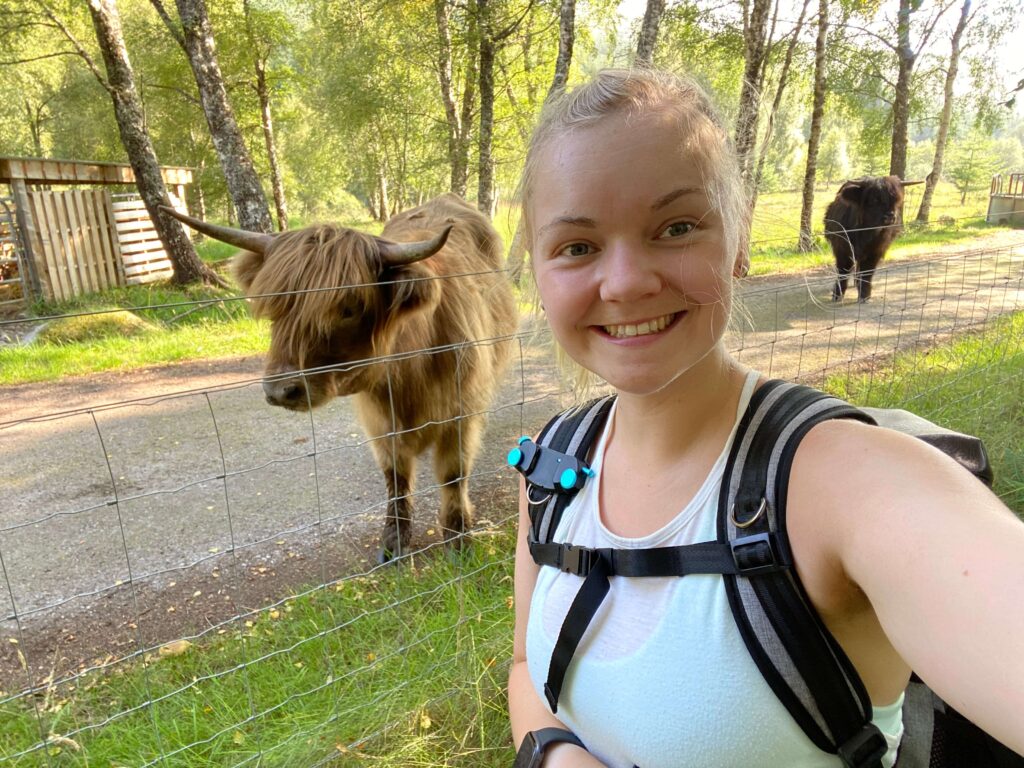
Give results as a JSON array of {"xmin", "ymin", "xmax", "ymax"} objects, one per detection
[{"xmin": 604, "ymin": 313, "xmax": 676, "ymax": 339}]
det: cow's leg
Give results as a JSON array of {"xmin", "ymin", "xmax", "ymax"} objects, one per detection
[
  {"xmin": 370, "ymin": 437, "xmax": 418, "ymax": 564},
  {"xmin": 433, "ymin": 415, "xmax": 484, "ymax": 550},
  {"xmin": 856, "ymin": 250, "xmax": 883, "ymax": 303},
  {"xmin": 831, "ymin": 242, "xmax": 855, "ymax": 302}
]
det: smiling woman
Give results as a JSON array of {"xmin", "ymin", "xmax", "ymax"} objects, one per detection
[{"xmin": 506, "ymin": 68, "xmax": 1024, "ymax": 768}]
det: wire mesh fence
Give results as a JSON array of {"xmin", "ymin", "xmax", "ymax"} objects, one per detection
[{"xmin": 0, "ymin": 239, "xmax": 1022, "ymax": 766}]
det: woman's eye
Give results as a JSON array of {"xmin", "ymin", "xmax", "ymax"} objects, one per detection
[
  {"xmin": 660, "ymin": 221, "xmax": 695, "ymax": 239},
  {"xmin": 557, "ymin": 242, "xmax": 594, "ymax": 258}
]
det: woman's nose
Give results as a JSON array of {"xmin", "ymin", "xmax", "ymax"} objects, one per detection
[{"xmin": 598, "ymin": 241, "xmax": 663, "ymax": 303}]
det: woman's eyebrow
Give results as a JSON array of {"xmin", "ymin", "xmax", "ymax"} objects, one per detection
[
  {"xmin": 536, "ymin": 216, "xmax": 596, "ymax": 238},
  {"xmin": 652, "ymin": 187, "xmax": 704, "ymax": 211}
]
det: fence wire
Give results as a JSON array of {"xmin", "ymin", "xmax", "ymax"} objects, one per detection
[{"xmin": 0, "ymin": 242, "xmax": 1022, "ymax": 766}]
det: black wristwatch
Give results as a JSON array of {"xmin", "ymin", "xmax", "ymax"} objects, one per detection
[{"xmin": 514, "ymin": 727, "xmax": 585, "ymax": 768}]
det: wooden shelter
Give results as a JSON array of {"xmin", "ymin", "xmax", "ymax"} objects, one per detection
[
  {"xmin": 0, "ymin": 157, "xmax": 193, "ymax": 301},
  {"xmin": 987, "ymin": 173, "xmax": 1024, "ymax": 227}
]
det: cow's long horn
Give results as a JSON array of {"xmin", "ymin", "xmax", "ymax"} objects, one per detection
[
  {"xmin": 900, "ymin": 179, "xmax": 925, "ymax": 187},
  {"xmin": 376, "ymin": 225, "xmax": 453, "ymax": 266},
  {"xmin": 158, "ymin": 205, "xmax": 274, "ymax": 255}
]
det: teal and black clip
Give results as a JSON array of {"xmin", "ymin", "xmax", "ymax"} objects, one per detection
[{"xmin": 507, "ymin": 436, "xmax": 595, "ymax": 496}]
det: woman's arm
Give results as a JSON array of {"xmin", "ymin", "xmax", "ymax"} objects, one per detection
[
  {"xmin": 791, "ymin": 419, "xmax": 1024, "ymax": 753},
  {"xmin": 510, "ymin": 476, "xmax": 605, "ymax": 767}
]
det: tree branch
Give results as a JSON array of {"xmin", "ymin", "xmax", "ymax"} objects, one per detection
[
  {"xmin": 143, "ymin": 80, "xmax": 200, "ymax": 105},
  {"xmin": 0, "ymin": 49, "xmax": 80, "ymax": 66},
  {"xmin": 493, "ymin": 0, "xmax": 535, "ymax": 42},
  {"xmin": 147, "ymin": 0, "xmax": 184, "ymax": 50},
  {"xmin": 34, "ymin": 0, "xmax": 110, "ymax": 93}
]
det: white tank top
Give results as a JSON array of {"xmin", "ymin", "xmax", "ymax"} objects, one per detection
[{"xmin": 526, "ymin": 371, "xmax": 904, "ymax": 768}]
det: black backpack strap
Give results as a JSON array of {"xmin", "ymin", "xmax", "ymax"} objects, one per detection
[
  {"xmin": 527, "ymin": 396, "xmax": 616, "ymax": 545},
  {"xmin": 719, "ymin": 380, "xmax": 888, "ymax": 768}
]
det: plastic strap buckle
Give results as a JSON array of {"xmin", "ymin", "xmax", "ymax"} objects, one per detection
[
  {"xmin": 730, "ymin": 532, "xmax": 787, "ymax": 576},
  {"xmin": 837, "ymin": 724, "xmax": 888, "ymax": 768},
  {"xmin": 559, "ymin": 544, "xmax": 600, "ymax": 576}
]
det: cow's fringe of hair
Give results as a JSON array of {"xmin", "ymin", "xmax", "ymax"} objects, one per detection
[{"xmin": 246, "ymin": 227, "xmax": 384, "ymax": 368}]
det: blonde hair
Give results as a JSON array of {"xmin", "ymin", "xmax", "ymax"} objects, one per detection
[{"xmin": 518, "ymin": 68, "xmax": 749, "ymax": 397}]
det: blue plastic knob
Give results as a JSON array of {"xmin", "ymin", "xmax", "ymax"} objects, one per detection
[
  {"xmin": 518, "ymin": 436, "xmax": 530, "ymax": 445},
  {"xmin": 507, "ymin": 447, "xmax": 523, "ymax": 467},
  {"xmin": 559, "ymin": 468, "xmax": 578, "ymax": 490}
]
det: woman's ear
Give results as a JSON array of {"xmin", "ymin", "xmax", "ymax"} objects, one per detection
[{"xmin": 733, "ymin": 251, "xmax": 750, "ymax": 278}]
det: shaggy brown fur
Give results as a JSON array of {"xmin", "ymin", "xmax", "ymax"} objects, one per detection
[{"xmin": 234, "ymin": 193, "xmax": 517, "ymax": 560}]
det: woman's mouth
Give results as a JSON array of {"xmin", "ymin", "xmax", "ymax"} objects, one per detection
[{"xmin": 601, "ymin": 312, "xmax": 680, "ymax": 339}]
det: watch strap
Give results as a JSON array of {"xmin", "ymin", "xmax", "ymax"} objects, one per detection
[{"xmin": 514, "ymin": 727, "xmax": 585, "ymax": 768}]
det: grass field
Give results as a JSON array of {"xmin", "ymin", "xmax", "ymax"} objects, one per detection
[{"xmin": 1, "ymin": 311, "xmax": 1020, "ymax": 767}]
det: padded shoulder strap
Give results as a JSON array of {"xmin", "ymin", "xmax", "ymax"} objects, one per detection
[
  {"xmin": 718, "ymin": 380, "xmax": 889, "ymax": 768},
  {"xmin": 530, "ymin": 396, "xmax": 616, "ymax": 544}
]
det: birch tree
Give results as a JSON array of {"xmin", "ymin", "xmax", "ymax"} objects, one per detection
[
  {"xmin": 915, "ymin": 0, "xmax": 972, "ymax": 222},
  {"xmin": 734, "ymin": 0, "xmax": 772, "ymax": 197},
  {"xmin": 45, "ymin": 0, "xmax": 221, "ymax": 285},
  {"xmin": 435, "ymin": 0, "xmax": 477, "ymax": 197},
  {"xmin": 798, "ymin": 0, "xmax": 828, "ymax": 252},
  {"xmin": 243, "ymin": 0, "xmax": 289, "ymax": 231},
  {"xmin": 150, "ymin": 0, "xmax": 273, "ymax": 233},
  {"xmin": 888, "ymin": 0, "xmax": 953, "ymax": 179},
  {"xmin": 635, "ymin": 0, "xmax": 665, "ymax": 67},
  {"xmin": 506, "ymin": 0, "xmax": 575, "ymax": 282}
]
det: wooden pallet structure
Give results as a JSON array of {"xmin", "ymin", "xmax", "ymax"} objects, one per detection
[{"xmin": 0, "ymin": 157, "xmax": 193, "ymax": 301}]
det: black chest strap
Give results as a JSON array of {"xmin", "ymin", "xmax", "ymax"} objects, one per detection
[{"xmin": 529, "ymin": 533, "xmax": 788, "ymax": 711}]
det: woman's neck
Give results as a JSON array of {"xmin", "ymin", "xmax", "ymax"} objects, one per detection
[{"xmin": 610, "ymin": 352, "xmax": 751, "ymax": 468}]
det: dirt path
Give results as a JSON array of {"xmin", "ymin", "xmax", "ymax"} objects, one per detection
[{"xmin": 1, "ymin": 231, "xmax": 1021, "ymax": 685}]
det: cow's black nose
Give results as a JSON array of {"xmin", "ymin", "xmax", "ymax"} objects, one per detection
[
  {"xmin": 281, "ymin": 383, "xmax": 303, "ymax": 402},
  {"xmin": 263, "ymin": 378, "xmax": 306, "ymax": 407}
]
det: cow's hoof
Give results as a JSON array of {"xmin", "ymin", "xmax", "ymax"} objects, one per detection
[
  {"xmin": 857, "ymin": 297, "xmax": 871, "ymax": 304},
  {"xmin": 443, "ymin": 530, "xmax": 471, "ymax": 553},
  {"xmin": 376, "ymin": 547, "xmax": 394, "ymax": 565}
]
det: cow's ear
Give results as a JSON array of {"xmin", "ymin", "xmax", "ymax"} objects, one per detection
[
  {"xmin": 387, "ymin": 262, "xmax": 442, "ymax": 316},
  {"xmin": 839, "ymin": 183, "xmax": 864, "ymax": 204},
  {"xmin": 232, "ymin": 250, "xmax": 265, "ymax": 290}
]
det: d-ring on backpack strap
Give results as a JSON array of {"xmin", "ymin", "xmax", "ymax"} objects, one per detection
[{"xmin": 718, "ymin": 380, "xmax": 885, "ymax": 768}]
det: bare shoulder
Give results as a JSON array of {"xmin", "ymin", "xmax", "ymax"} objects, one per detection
[{"xmin": 786, "ymin": 417, "xmax": 1010, "ymax": 605}]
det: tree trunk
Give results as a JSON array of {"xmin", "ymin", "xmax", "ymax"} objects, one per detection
[
  {"xmin": 548, "ymin": 0, "xmax": 575, "ymax": 98},
  {"xmin": 751, "ymin": 0, "xmax": 810, "ymax": 210},
  {"xmin": 798, "ymin": 0, "xmax": 828, "ymax": 253},
  {"xmin": 435, "ymin": 0, "xmax": 462, "ymax": 194},
  {"xmin": 477, "ymin": 0, "xmax": 496, "ymax": 217},
  {"xmin": 506, "ymin": 0, "xmax": 575, "ymax": 283},
  {"xmin": 917, "ymin": 0, "xmax": 971, "ymax": 223},
  {"xmin": 889, "ymin": 0, "xmax": 915, "ymax": 180},
  {"xmin": 168, "ymin": 0, "xmax": 273, "ymax": 233},
  {"xmin": 377, "ymin": 164, "xmax": 389, "ymax": 223},
  {"xmin": 86, "ymin": 0, "xmax": 218, "ymax": 285},
  {"xmin": 635, "ymin": 0, "xmax": 666, "ymax": 67},
  {"xmin": 254, "ymin": 58, "xmax": 288, "ymax": 231},
  {"xmin": 734, "ymin": 0, "xmax": 772, "ymax": 197}
]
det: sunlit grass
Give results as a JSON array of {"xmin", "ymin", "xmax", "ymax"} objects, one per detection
[
  {"xmin": 0, "ymin": 284, "xmax": 267, "ymax": 385},
  {"xmin": 0, "ymin": 527, "xmax": 518, "ymax": 767}
]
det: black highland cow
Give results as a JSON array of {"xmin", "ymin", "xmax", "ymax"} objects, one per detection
[{"xmin": 823, "ymin": 175, "xmax": 923, "ymax": 302}]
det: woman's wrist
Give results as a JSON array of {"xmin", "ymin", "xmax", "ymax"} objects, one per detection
[{"xmin": 542, "ymin": 741, "xmax": 602, "ymax": 767}]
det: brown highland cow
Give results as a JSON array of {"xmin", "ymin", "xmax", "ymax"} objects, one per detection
[{"xmin": 163, "ymin": 194, "xmax": 517, "ymax": 561}]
